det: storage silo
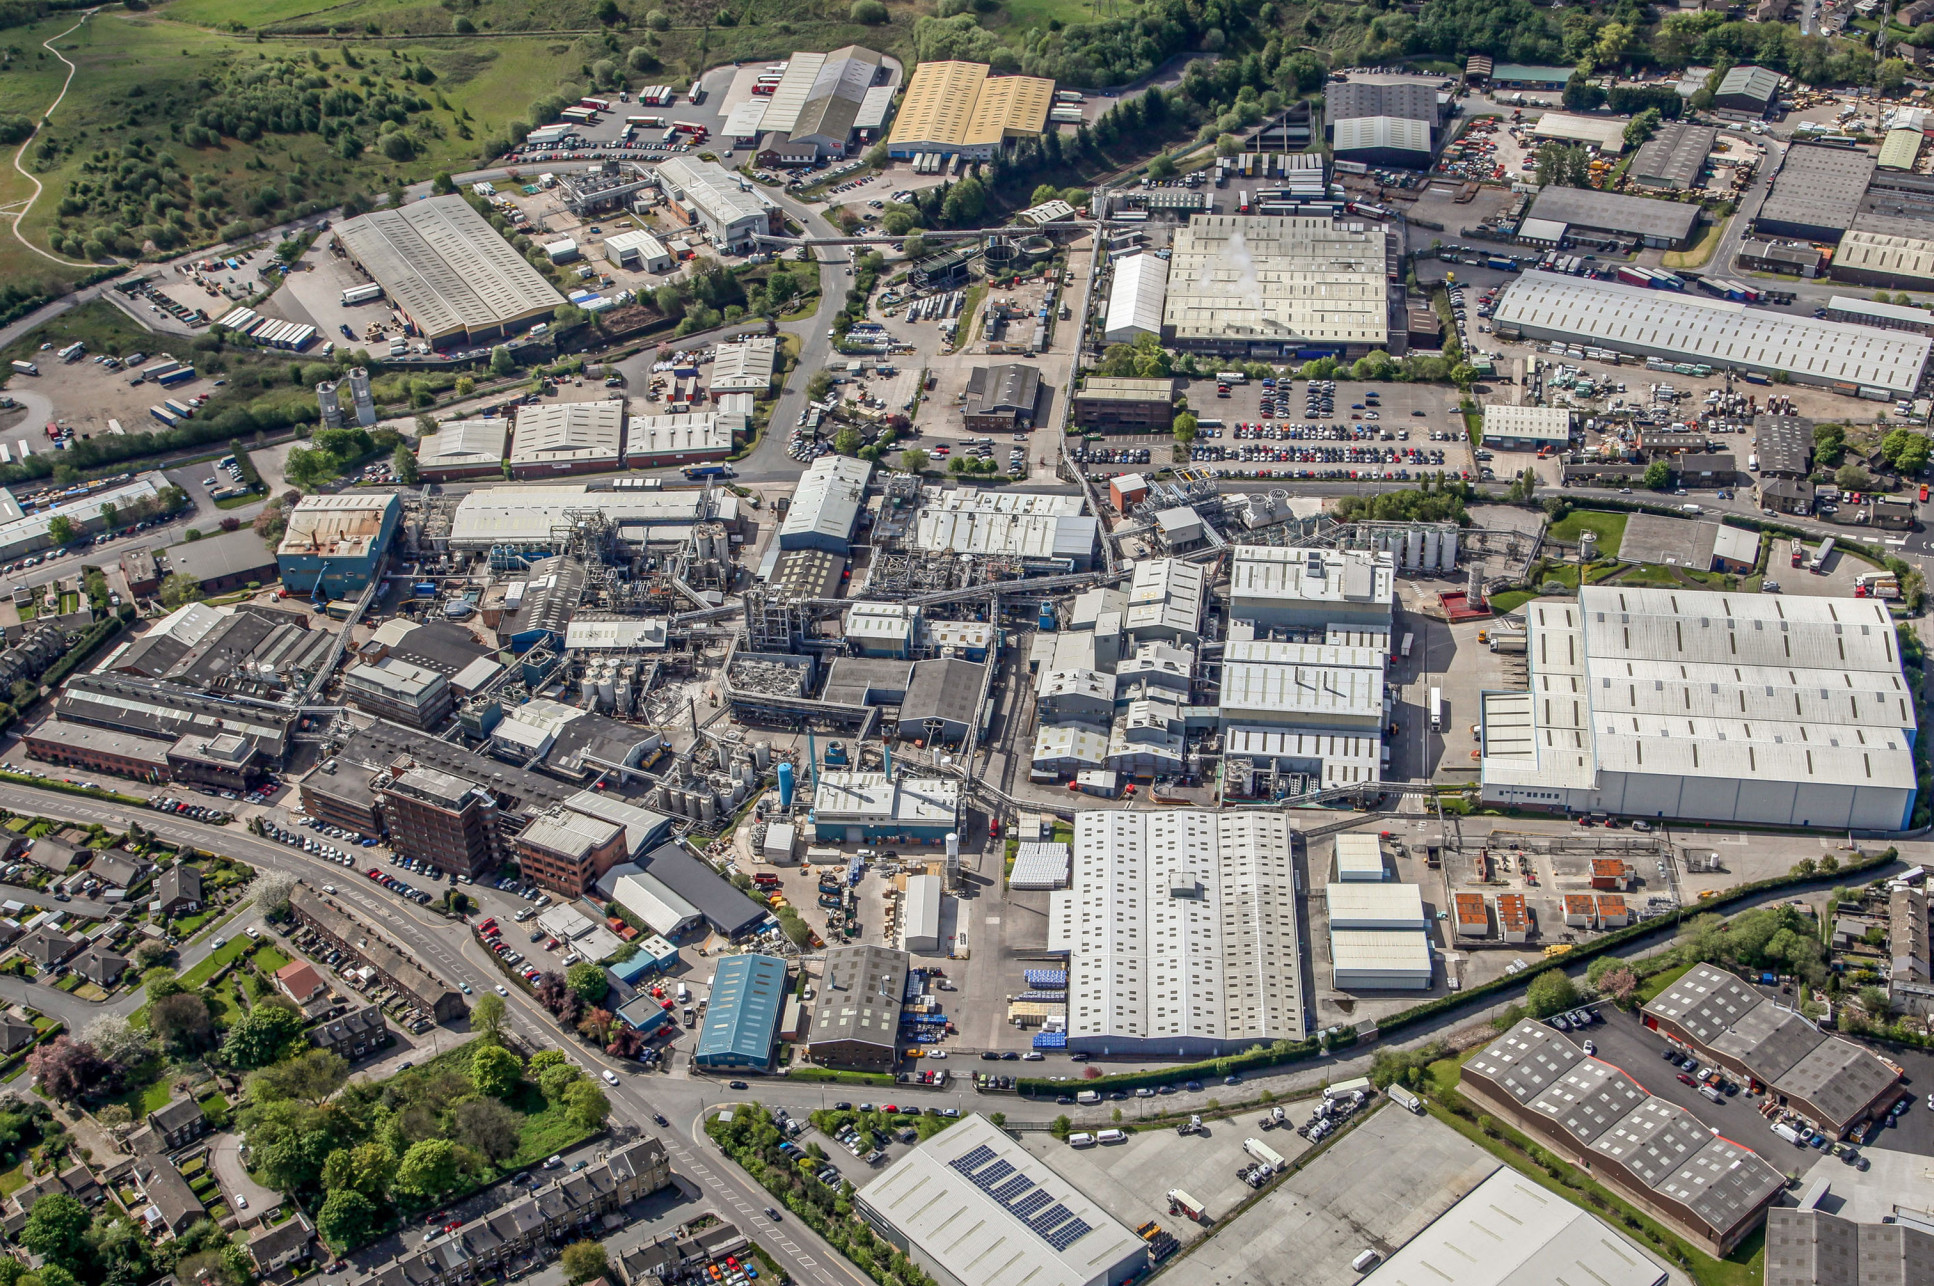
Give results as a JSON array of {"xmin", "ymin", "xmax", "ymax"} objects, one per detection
[
  {"xmin": 1441, "ymin": 529, "xmax": 1459, "ymax": 571},
  {"xmin": 1423, "ymin": 527, "xmax": 1441, "ymax": 572}
]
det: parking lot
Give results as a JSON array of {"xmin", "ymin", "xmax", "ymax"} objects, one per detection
[{"xmin": 1173, "ymin": 377, "xmax": 1475, "ymax": 483}]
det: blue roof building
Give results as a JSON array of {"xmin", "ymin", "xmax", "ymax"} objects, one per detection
[
  {"xmin": 694, "ymin": 954, "xmax": 787, "ymax": 1070},
  {"xmin": 275, "ymin": 494, "xmax": 401, "ymax": 599}
]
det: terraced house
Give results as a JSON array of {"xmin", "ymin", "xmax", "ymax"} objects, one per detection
[{"xmin": 355, "ymin": 1140, "xmax": 672, "ymax": 1286}]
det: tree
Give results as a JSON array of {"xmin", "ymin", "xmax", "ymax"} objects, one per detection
[
  {"xmin": 538, "ymin": 1058, "xmax": 584, "ymax": 1101},
  {"xmin": 563, "ymin": 1080, "xmax": 609, "ymax": 1129},
  {"xmin": 1623, "ymin": 107, "xmax": 1661, "ymax": 148},
  {"xmin": 284, "ymin": 446, "xmax": 340, "ymax": 490},
  {"xmin": 27, "ymin": 1038, "xmax": 112, "ymax": 1104},
  {"xmin": 220, "ymin": 1002, "xmax": 307, "ymax": 1069},
  {"xmin": 899, "ymin": 447, "xmax": 930, "ymax": 474},
  {"xmin": 81, "ymin": 1015, "xmax": 153, "ymax": 1070},
  {"xmin": 252, "ymin": 869, "xmax": 296, "ymax": 920},
  {"xmin": 833, "ymin": 426, "xmax": 863, "ymax": 456},
  {"xmin": 1595, "ymin": 965, "xmax": 1639, "ymax": 1008},
  {"xmin": 21, "ymin": 1195, "xmax": 91, "ymax": 1271},
  {"xmin": 159, "ymin": 572, "xmax": 204, "ymax": 610},
  {"xmin": 1882, "ymin": 428, "xmax": 1931, "ymax": 475},
  {"xmin": 452, "ymin": 1098, "xmax": 522, "ymax": 1163},
  {"xmin": 1836, "ymin": 463, "xmax": 1872, "ymax": 492},
  {"xmin": 1643, "ymin": 460, "xmax": 1672, "ymax": 491},
  {"xmin": 1526, "ymin": 969, "xmax": 1580, "ymax": 1018},
  {"xmin": 394, "ymin": 1139, "xmax": 462, "ymax": 1203},
  {"xmin": 317, "ymin": 1189, "xmax": 380, "ymax": 1249},
  {"xmin": 151, "ymin": 992, "xmax": 214, "ymax": 1054},
  {"xmin": 46, "ymin": 516, "xmax": 76, "ymax": 547},
  {"xmin": 393, "ymin": 445, "xmax": 420, "ymax": 485},
  {"xmin": 850, "ymin": 0, "xmax": 888, "ymax": 20},
  {"xmin": 320, "ymin": 1142, "xmax": 395, "ymax": 1198},
  {"xmin": 1147, "ymin": 153, "xmax": 1176, "ymax": 181},
  {"xmin": 471, "ymin": 1043, "xmax": 523, "ymax": 1098},
  {"xmin": 490, "ymin": 345, "xmax": 515, "ymax": 377},
  {"xmin": 566, "ymin": 961, "xmax": 609, "ymax": 1005},
  {"xmin": 249, "ymin": 1050, "xmax": 349, "ymax": 1106},
  {"xmin": 471, "ymin": 991, "xmax": 507, "ymax": 1047},
  {"xmin": 1172, "ymin": 410, "xmax": 1198, "ymax": 447},
  {"xmin": 561, "ymin": 1243, "xmax": 609, "ymax": 1286}
]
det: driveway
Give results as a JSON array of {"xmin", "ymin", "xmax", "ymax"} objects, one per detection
[{"xmin": 208, "ymin": 1131, "xmax": 284, "ymax": 1219}]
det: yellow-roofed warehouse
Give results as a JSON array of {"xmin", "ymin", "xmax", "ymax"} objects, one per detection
[{"xmin": 886, "ymin": 60, "xmax": 1054, "ymax": 159}]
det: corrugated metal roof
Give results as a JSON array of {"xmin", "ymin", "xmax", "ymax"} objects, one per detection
[
  {"xmin": 333, "ymin": 195, "xmax": 562, "ymax": 341},
  {"xmin": 1103, "ymin": 253, "xmax": 1169, "ymax": 341}
]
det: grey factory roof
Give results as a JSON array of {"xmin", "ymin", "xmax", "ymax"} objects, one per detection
[
  {"xmin": 1764, "ymin": 1209, "xmax": 1934, "ymax": 1286},
  {"xmin": 1463, "ymin": 1019, "xmax": 1586, "ymax": 1103},
  {"xmin": 808, "ymin": 944, "xmax": 908, "ymax": 1054},
  {"xmin": 58, "ymin": 672, "xmax": 295, "ymax": 756},
  {"xmin": 1716, "ymin": 64, "xmax": 1782, "ymax": 106},
  {"xmin": 1491, "ymin": 271, "xmax": 1933, "ymax": 394},
  {"xmin": 637, "ymin": 841, "xmax": 769, "ymax": 938},
  {"xmin": 1527, "ymin": 1057, "xmax": 1650, "ymax": 1147},
  {"xmin": 964, "ymin": 364, "xmax": 1044, "ymax": 416},
  {"xmin": 1325, "ymin": 80, "xmax": 1442, "ymax": 126},
  {"xmin": 900, "ymin": 657, "xmax": 985, "ymax": 731},
  {"xmin": 1331, "ymin": 116, "xmax": 1434, "ymax": 157},
  {"xmin": 774, "ymin": 45, "xmax": 883, "ymax": 144},
  {"xmin": 1631, "ymin": 122, "xmax": 1718, "ymax": 190},
  {"xmin": 655, "ymin": 157, "xmax": 769, "ymax": 227},
  {"xmin": 333, "ymin": 195, "xmax": 563, "ymax": 341},
  {"xmin": 1758, "ymin": 144, "xmax": 1877, "ymax": 235},
  {"xmin": 1162, "ymin": 215, "xmax": 1389, "ymax": 348},
  {"xmin": 161, "ymin": 529, "xmax": 278, "ymax": 584},
  {"xmin": 417, "ymin": 419, "xmax": 509, "ymax": 472},
  {"xmin": 779, "ymin": 455, "xmax": 871, "ymax": 549},
  {"xmin": 1754, "ymin": 413, "xmax": 1813, "ymax": 476},
  {"xmin": 855, "ymin": 1114, "xmax": 1146, "ymax": 1286},
  {"xmin": 1526, "ymin": 187, "xmax": 1701, "ymax": 242}
]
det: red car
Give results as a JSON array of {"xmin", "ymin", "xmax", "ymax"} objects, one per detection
[{"xmin": 1677, "ymin": 1072, "xmax": 1695, "ymax": 1086}]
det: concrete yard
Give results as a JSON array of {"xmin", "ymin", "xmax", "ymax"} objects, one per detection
[
  {"xmin": 1179, "ymin": 1106, "xmax": 1499, "ymax": 1286},
  {"xmin": 1012, "ymin": 1102, "xmax": 1315, "ymax": 1246}
]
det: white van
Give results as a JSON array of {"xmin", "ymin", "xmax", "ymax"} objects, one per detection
[
  {"xmin": 1076, "ymin": 1089, "xmax": 1102, "ymax": 1105},
  {"xmin": 676, "ymin": 982, "xmax": 691, "ymax": 1003},
  {"xmin": 1352, "ymin": 1250, "xmax": 1382, "ymax": 1272},
  {"xmin": 1067, "ymin": 1133, "xmax": 1096, "ymax": 1148},
  {"xmin": 1097, "ymin": 1128, "xmax": 1127, "ymax": 1144}
]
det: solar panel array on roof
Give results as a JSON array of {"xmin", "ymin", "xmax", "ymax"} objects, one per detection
[{"xmin": 948, "ymin": 1146, "xmax": 1094, "ymax": 1250}]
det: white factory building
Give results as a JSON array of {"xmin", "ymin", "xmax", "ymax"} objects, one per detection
[
  {"xmin": 1492, "ymin": 270, "xmax": 1934, "ymax": 397},
  {"xmin": 1048, "ymin": 810, "xmax": 1305, "ymax": 1057},
  {"xmin": 1161, "ymin": 215, "xmax": 1391, "ymax": 359},
  {"xmin": 1228, "ymin": 545, "xmax": 1396, "ymax": 630},
  {"xmin": 1218, "ymin": 638, "xmax": 1387, "ymax": 732},
  {"xmin": 1326, "ymin": 881, "xmax": 1432, "ymax": 990},
  {"xmin": 654, "ymin": 157, "xmax": 773, "ymax": 253},
  {"xmin": 1103, "ymin": 252, "xmax": 1169, "ymax": 343},
  {"xmin": 779, "ymin": 455, "xmax": 872, "ymax": 553},
  {"xmin": 446, "ymin": 486, "xmax": 736, "ymax": 550},
  {"xmin": 855, "ymin": 1114, "xmax": 1147, "ymax": 1286},
  {"xmin": 1480, "ymin": 588, "xmax": 1917, "ymax": 830},
  {"xmin": 1482, "ymin": 404, "xmax": 1575, "ymax": 451}
]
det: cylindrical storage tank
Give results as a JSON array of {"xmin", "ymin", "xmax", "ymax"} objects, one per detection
[
  {"xmin": 580, "ymin": 676, "xmax": 596, "ymax": 707},
  {"xmin": 698, "ymin": 793, "xmax": 718, "ymax": 825},
  {"xmin": 753, "ymin": 741, "xmax": 771, "ymax": 769},
  {"xmin": 946, "ymin": 833, "xmax": 959, "ymax": 863},
  {"xmin": 777, "ymin": 761, "xmax": 795, "ymax": 810},
  {"xmin": 1403, "ymin": 528, "xmax": 1422, "ymax": 569},
  {"xmin": 1442, "ymin": 530, "xmax": 1459, "ymax": 571},
  {"xmin": 738, "ymin": 759, "xmax": 756, "ymax": 788},
  {"xmin": 615, "ymin": 680, "xmax": 632, "ymax": 715},
  {"xmin": 727, "ymin": 780, "xmax": 746, "ymax": 807},
  {"xmin": 598, "ymin": 674, "xmax": 616, "ymax": 708},
  {"xmin": 1423, "ymin": 528, "xmax": 1441, "ymax": 572}
]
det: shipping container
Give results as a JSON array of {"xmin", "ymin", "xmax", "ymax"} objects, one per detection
[
  {"xmin": 9, "ymin": 360, "xmax": 37, "ymax": 376},
  {"xmin": 1243, "ymin": 1138, "xmax": 1286, "ymax": 1168},
  {"xmin": 156, "ymin": 367, "xmax": 195, "ymax": 387},
  {"xmin": 149, "ymin": 405, "xmax": 180, "ymax": 427},
  {"xmin": 1810, "ymin": 536, "xmax": 1834, "ymax": 572},
  {"xmin": 162, "ymin": 398, "xmax": 195, "ymax": 419},
  {"xmin": 1325, "ymin": 1077, "xmax": 1372, "ymax": 1099}
]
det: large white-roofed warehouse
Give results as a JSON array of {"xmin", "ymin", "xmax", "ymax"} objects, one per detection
[
  {"xmin": 1161, "ymin": 215, "xmax": 1391, "ymax": 360},
  {"xmin": 331, "ymin": 195, "xmax": 564, "ymax": 347},
  {"xmin": 1480, "ymin": 587, "xmax": 1918, "ymax": 830},
  {"xmin": 1491, "ymin": 270, "xmax": 1933, "ymax": 397},
  {"xmin": 1047, "ymin": 809, "xmax": 1304, "ymax": 1057}
]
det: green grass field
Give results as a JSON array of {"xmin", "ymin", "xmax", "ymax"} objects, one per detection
[{"xmin": 1548, "ymin": 509, "xmax": 1628, "ymax": 549}]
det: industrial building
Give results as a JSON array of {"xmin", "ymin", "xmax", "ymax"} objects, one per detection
[
  {"xmin": 1071, "ymin": 375, "xmax": 1174, "ymax": 432},
  {"xmin": 1528, "ymin": 112, "xmax": 1631, "ymax": 155},
  {"xmin": 1480, "ymin": 588, "xmax": 1917, "ymax": 829},
  {"xmin": 1218, "ymin": 638, "xmax": 1387, "ymax": 732},
  {"xmin": 1325, "ymin": 79, "xmax": 1444, "ymax": 167},
  {"xmin": 331, "ymin": 195, "xmax": 563, "ymax": 346},
  {"xmin": 1822, "ymin": 294, "xmax": 1934, "ymax": 335},
  {"xmin": 1629, "ymin": 122, "xmax": 1718, "ymax": 192},
  {"xmin": 1764, "ymin": 1205, "xmax": 1934, "ymax": 1286},
  {"xmin": 1827, "ymin": 226, "xmax": 1934, "ymax": 290},
  {"xmin": 654, "ymin": 157, "xmax": 775, "ymax": 253},
  {"xmin": 446, "ymin": 486, "xmax": 734, "ymax": 551},
  {"xmin": 1524, "ymin": 188, "xmax": 1701, "ymax": 249},
  {"xmin": 806, "ymin": 944, "xmax": 908, "ymax": 1071},
  {"xmin": 857, "ymin": 1114, "xmax": 1146, "ymax": 1286},
  {"xmin": 912, "ymin": 507, "xmax": 1098, "ymax": 571},
  {"xmin": 1641, "ymin": 963, "xmax": 1903, "ymax": 1134},
  {"xmin": 1331, "ymin": 116, "xmax": 1434, "ymax": 168},
  {"xmin": 1461, "ymin": 1019, "xmax": 1785, "ymax": 1256},
  {"xmin": 1101, "ymin": 253, "xmax": 1170, "ymax": 344},
  {"xmin": 1755, "ymin": 145, "xmax": 1876, "ymax": 242},
  {"xmin": 160, "ymin": 529, "xmax": 279, "ymax": 593},
  {"xmin": 1161, "ymin": 216, "xmax": 1390, "ymax": 359},
  {"xmin": 1364, "ymin": 1168, "xmax": 1671, "ymax": 1286},
  {"xmin": 708, "ymin": 337, "xmax": 778, "ymax": 395},
  {"xmin": 415, "ymin": 419, "xmax": 509, "ymax": 481},
  {"xmin": 341, "ymin": 657, "xmax": 453, "ymax": 729},
  {"xmin": 749, "ymin": 46, "xmax": 888, "ymax": 158},
  {"xmin": 1333, "ymin": 832, "xmax": 1385, "ymax": 882},
  {"xmin": 884, "ymin": 60, "xmax": 1054, "ymax": 160},
  {"xmin": 900, "ymin": 657, "xmax": 985, "ymax": 745},
  {"xmin": 624, "ymin": 412, "xmax": 738, "ymax": 468},
  {"xmin": 811, "ymin": 772, "xmax": 958, "ymax": 843},
  {"xmin": 1327, "ymin": 880, "xmax": 1433, "ymax": 989},
  {"xmin": 1490, "ymin": 271, "xmax": 1933, "ymax": 396},
  {"xmin": 962, "ymin": 364, "xmax": 1045, "ymax": 432},
  {"xmin": 378, "ymin": 765, "xmax": 502, "ymax": 877},
  {"xmin": 693, "ymin": 953, "xmax": 787, "ymax": 1070},
  {"xmin": 903, "ymin": 872, "xmax": 943, "ymax": 954},
  {"xmin": 604, "ymin": 229, "xmax": 673, "ymax": 274},
  {"xmin": 1713, "ymin": 64, "xmax": 1782, "ymax": 118},
  {"xmin": 779, "ymin": 455, "xmax": 871, "ymax": 553},
  {"xmin": 1227, "ymin": 545, "xmax": 1396, "ymax": 629},
  {"xmin": 276, "ymin": 494, "xmax": 402, "ymax": 599},
  {"xmin": 607, "ymin": 869, "xmax": 702, "ymax": 939},
  {"xmin": 1047, "ymin": 810, "xmax": 1305, "ymax": 1057},
  {"xmin": 509, "ymin": 402, "xmax": 625, "ymax": 477},
  {"xmin": 1482, "ymin": 404, "xmax": 1574, "ymax": 451}
]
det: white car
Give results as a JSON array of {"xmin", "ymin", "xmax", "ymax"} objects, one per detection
[
  {"xmin": 602, "ymin": 1069, "xmax": 620, "ymax": 1086},
  {"xmin": 212, "ymin": 937, "xmax": 226, "ymax": 949},
  {"xmin": 495, "ymin": 984, "xmax": 509, "ymax": 996}
]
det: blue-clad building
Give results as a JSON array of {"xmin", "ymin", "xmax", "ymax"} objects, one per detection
[
  {"xmin": 694, "ymin": 953, "xmax": 787, "ymax": 1071},
  {"xmin": 276, "ymin": 494, "xmax": 402, "ymax": 599}
]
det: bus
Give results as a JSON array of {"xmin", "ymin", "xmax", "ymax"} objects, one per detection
[
  {"xmin": 1215, "ymin": 371, "xmax": 1247, "ymax": 385},
  {"xmin": 1429, "ymin": 687, "xmax": 1443, "ymax": 732},
  {"xmin": 1809, "ymin": 536, "xmax": 1834, "ymax": 573}
]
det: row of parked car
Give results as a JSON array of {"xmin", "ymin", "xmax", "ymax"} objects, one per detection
[
  {"xmin": 367, "ymin": 866, "xmax": 436, "ymax": 906},
  {"xmin": 257, "ymin": 819, "xmax": 357, "ymax": 866},
  {"xmin": 147, "ymin": 796, "xmax": 231, "ymax": 824}
]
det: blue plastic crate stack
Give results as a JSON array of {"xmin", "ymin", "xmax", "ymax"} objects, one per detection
[
  {"xmin": 1024, "ymin": 968, "xmax": 1068, "ymax": 990},
  {"xmin": 1031, "ymin": 1030, "xmax": 1068, "ymax": 1049}
]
